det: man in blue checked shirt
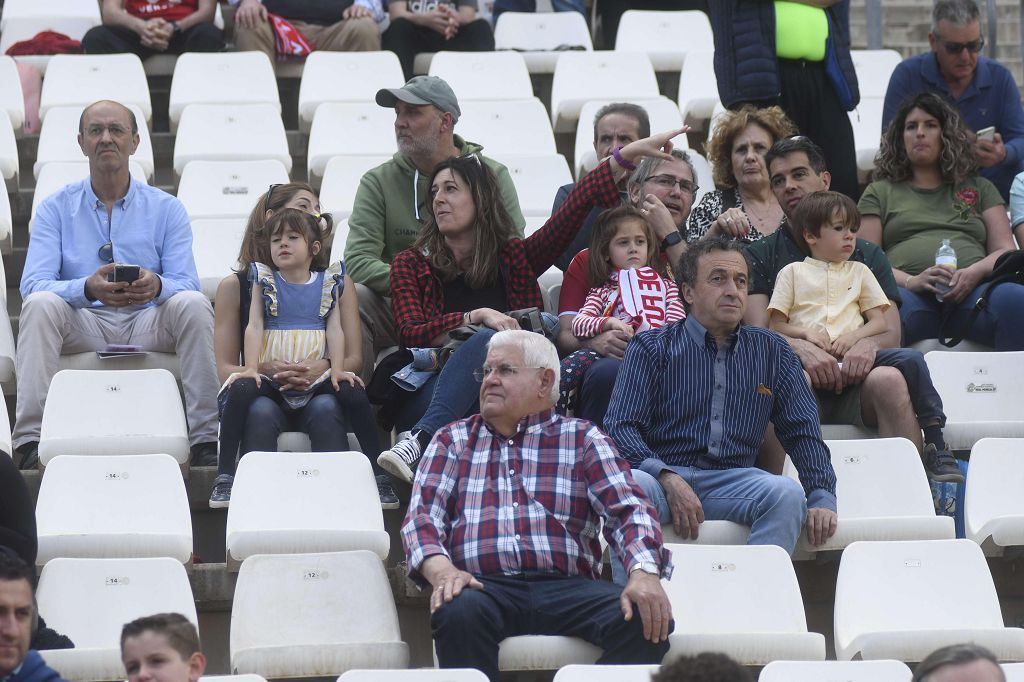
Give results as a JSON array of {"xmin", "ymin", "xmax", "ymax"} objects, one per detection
[
  {"xmin": 402, "ymin": 330, "xmax": 673, "ymax": 681},
  {"xmin": 13, "ymin": 100, "xmax": 218, "ymax": 469},
  {"xmin": 605, "ymin": 238, "xmax": 838, "ymax": 561}
]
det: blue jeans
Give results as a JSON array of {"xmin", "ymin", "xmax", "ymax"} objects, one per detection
[
  {"xmin": 615, "ymin": 467, "xmax": 806, "ymax": 584},
  {"xmin": 432, "ymin": 572, "xmax": 671, "ymax": 682},
  {"xmin": 576, "ymin": 357, "xmax": 621, "ymax": 428},
  {"xmin": 394, "ymin": 328, "xmax": 495, "ymax": 436},
  {"xmin": 899, "ymin": 284, "xmax": 1024, "ymax": 351},
  {"xmin": 873, "ymin": 348, "xmax": 945, "ymax": 427}
]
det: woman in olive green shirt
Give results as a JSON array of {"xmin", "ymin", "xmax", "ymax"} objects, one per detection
[{"xmin": 858, "ymin": 92, "xmax": 1024, "ymax": 350}]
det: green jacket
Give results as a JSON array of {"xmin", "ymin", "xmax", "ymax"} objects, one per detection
[{"xmin": 344, "ymin": 135, "xmax": 525, "ymax": 296}]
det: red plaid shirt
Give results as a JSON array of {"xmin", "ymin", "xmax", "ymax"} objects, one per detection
[
  {"xmin": 401, "ymin": 409, "xmax": 673, "ymax": 586},
  {"xmin": 389, "ymin": 161, "xmax": 621, "ymax": 348}
]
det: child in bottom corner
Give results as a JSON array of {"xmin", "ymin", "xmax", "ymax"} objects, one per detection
[{"xmin": 768, "ymin": 191, "xmax": 961, "ymax": 483}]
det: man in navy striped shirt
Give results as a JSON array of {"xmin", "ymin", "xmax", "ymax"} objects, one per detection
[{"xmin": 605, "ymin": 238, "xmax": 838, "ymax": 559}]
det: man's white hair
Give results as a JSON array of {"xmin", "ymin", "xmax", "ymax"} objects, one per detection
[{"xmin": 487, "ymin": 330, "xmax": 560, "ymax": 403}]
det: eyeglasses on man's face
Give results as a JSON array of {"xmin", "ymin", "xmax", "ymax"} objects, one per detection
[
  {"xmin": 647, "ymin": 175, "xmax": 699, "ymax": 195},
  {"xmin": 473, "ymin": 365, "xmax": 544, "ymax": 382}
]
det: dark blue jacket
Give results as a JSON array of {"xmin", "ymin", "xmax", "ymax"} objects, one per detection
[
  {"xmin": 9, "ymin": 651, "xmax": 67, "ymax": 682},
  {"xmin": 708, "ymin": 0, "xmax": 859, "ymax": 111}
]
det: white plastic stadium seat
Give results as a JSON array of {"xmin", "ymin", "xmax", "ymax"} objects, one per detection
[
  {"xmin": 202, "ymin": 676, "xmax": 267, "ymax": 682},
  {"xmin": 834, "ymin": 539, "xmax": 1024, "ymax": 662},
  {"xmin": 492, "ymin": 11, "xmax": 593, "ymax": 74},
  {"xmin": 662, "ymin": 543, "xmax": 825, "ymax": 664},
  {"xmin": 573, "ymin": 97, "xmax": 685, "ymax": 177},
  {"xmin": 850, "ymin": 49, "xmax": 903, "ymax": 100},
  {"xmin": 174, "ymin": 103, "xmax": 290, "ymax": 178},
  {"xmin": 661, "ymin": 521, "xmax": 750, "ymax": 547},
  {"xmin": 489, "ymin": 154, "xmax": 572, "ymax": 217},
  {"xmin": 276, "ymin": 431, "xmax": 360, "ymax": 454},
  {"xmin": 177, "ymin": 160, "xmax": 289, "ymax": 219},
  {"xmin": 849, "ymin": 97, "xmax": 884, "ymax": 184},
  {"xmin": 759, "ymin": 660, "xmax": 913, "ymax": 682},
  {"xmin": 35, "ymin": 454, "xmax": 192, "ymax": 565},
  {"xmin": 1006, "ymin": 663, "xmax": 1024, "ymax": 681},
  {"xmin": 0, "ymin": 57, "xmax": 25, "ymax": 132},
  {"xmin": 615, "ymin": 10, "xmax": 713, "ymax": 71},
  {"xmin": 307, "ymin": 103, "xmax": 396, "ymax": 187},
  {"xmin": 0, "ymin": 169, "xmax": 11, "ymax": 252},
  {"xmin": 191, "ymin": 217, "xmax": 247, "ymax": 299},
  {"xmin": 550, "ymin": 52, "xmax": 659, "ymax": 133},
  {"xmin": 329, "ymin": 218, "xmax": 351, "ymax": 263},
  {"xmin": 231, "ymin": 551, "xmax": 409, "ymax": 677},
  {"xmin": 35, "ymin": 104, "xmax": 154, "ymax": 180},
  {"xmin": 553, "ymin": 664, "xmax": 660, "ymax": 682},
  {"xmin": 0, "ymin": 397, "xmax": 12, "ymax": 456},
  {"xmin": 965, "ymin": 438, "xmax": 1024, "ymax": 556},
  {"xmin": 428, "ymin": 51, "xmax": 533, "ymax": 101},
  {"xmin": 339, "ymin": 671, "xmax": 487, "ymax": 681},
  {"xmin": 37, "ymin": 557, "xmax": 197, "ymax": 682},
  {"xmin": 678, "ymin": 50, "xmax": 721, "ymax": 130},
  {"xmin": 31, "ymin": 160, "xmax": 148, "ymax": 231},
  {"xmin": 497, "ymin": 636, "xmax": 600, "ymax": 672},
  {"xmin": 455, "ymin": 99, "xmax": 556, "ymax": 156},
  {"xmin": 320, "ymin": 155, "xmax": 391, "ymax": 220},
  {"xmin": 688, "ymin": 150, "xmax": 714, "ymax": 208},
  {"xmin": 924, "ymin": 351, "xmax": 1024, "ymax": 449},
  {"xmin": 40, "ymin": 54, "xmax": 152, "ymax": 124},
  {"xmin": 910, "ymin": 338, "xmax": 991, "ymax": 353},
  {"xmin": 168, "ymin": 52, "xmax": 280, "ymax": 133},
  {"xmin": 298, "ymin": 51, "xmax": 405, "ymax": 133},
  {"xmin": 0, "ymin": 5, "xmax": 101, "ymax": 73},
  {"xmin": 782, "ymin": 438, "xmax": 954, "ymax": 557},
  {"xmin": 38, "ymin": 369, "xmax": 190, "ymax": 466},
  {"xmin": 225, "ymin": 452, "xmax": 390, "ymax": 567},
  {"xmin": 0, "ymin": 110, "xmax": 16, "ymax": 192}
]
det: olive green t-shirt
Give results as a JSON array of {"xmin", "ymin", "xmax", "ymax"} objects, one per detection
[{"xmin": 857, "ymin": 176, "xmax": 1003, "ymax": 275}]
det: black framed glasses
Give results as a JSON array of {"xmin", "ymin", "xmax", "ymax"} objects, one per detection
[
  {"xmin": 98, "ymin": 242, "xmax": 114, "ymax": 263},
  {"xmin": 939, "ymin": 37, "xmax": 984, "ymax": 54},
  {"xmin": 265, "ymin": 183, "xmax": 283, "ymax": 208},
  {"xmin": 647, "ymin": 175, "xmax": 699, "ymax": 195}
]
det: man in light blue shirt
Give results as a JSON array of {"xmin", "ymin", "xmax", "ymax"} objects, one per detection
[
  {"xmin": 604, "ymin": 238, "xmax": 838, "ymax": 569},
  {"xmin": 13, "ymin": 100, "xmax": 218, "ymax": 468}
]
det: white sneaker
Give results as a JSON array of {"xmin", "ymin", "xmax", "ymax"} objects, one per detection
[{"xmin": 377, "ymin": 434, "xmax": 423, "ymax": 484}]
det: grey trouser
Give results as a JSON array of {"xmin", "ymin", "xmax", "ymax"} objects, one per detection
[
  {"xmin": 13, "ymin": 291, "xmax": 219, "ymax": 447},
  {"xmin": 355, "ymin": 283, "xmax": 396, "ymax": 383},
  {"xmin": 234, "ymin": 17, "xmax": 380, "ymax": 63}
]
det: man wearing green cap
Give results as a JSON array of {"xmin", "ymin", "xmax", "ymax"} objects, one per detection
[{"xmin": 346, "ymin": 75, "xmax": 525, "ymax": 380}]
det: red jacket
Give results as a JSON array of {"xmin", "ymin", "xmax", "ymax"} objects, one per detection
[{"xmin": 390, "ymin": 160, "xmax": 620, "ymax": 348}]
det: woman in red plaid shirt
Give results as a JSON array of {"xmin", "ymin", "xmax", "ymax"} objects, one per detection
[{"xmin": 378, "ymin": 128, "xmax": 689, "ymax": 485}]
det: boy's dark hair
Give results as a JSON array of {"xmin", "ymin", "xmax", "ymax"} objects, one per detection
[
  {"xmin": 586, "ymin": 205, "xmax": 662, "ymax": 287},
  {"xmin": 0, "ymin": 551, "xmax": 34, "ymax": 584},
  {"xmin": 651, "ymin": 652, "xmax": 754, "ymax": 682},
  {"xmin": 765, "ymin": 136, "xmax": 828, "ymax": 177},
  {"xmin": 912, "ymin": 643, "xmax": 1005, "ymax": 682},
  {"xmin": 120, "ymin": 613, "xmax": 200, "ymax": 660},
  {"xmin": 676, "ymin": 236, "xmax": 749, "ymax": 289},
  {"xmin": 264, "ymin": 208, "xmax": 331, "ymax": 271},
  {"xmin": 790, "ymin": 191, "xmax": 860, "ymax": 251}
]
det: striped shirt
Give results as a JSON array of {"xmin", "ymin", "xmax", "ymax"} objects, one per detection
[
  {"xmin": 605, "ymin": 316, "xmax": 837, "ymax": 511},
  {"xmin": 402, "ymin": 409, "xmax": 672, "ymax": 586}
]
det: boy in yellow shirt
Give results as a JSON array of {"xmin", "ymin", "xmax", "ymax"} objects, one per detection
[{"xmin": 768, "ymin": 191, "xmax": 960, "ymax": 483}]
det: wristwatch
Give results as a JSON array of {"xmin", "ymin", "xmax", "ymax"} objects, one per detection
[
  {"xmin": 659, "ymin": 231, "xmax": 683, "ymax": 252},
  {"xmin": 629, "ymin": 561, "xmax": 660, "ymax": 576}
]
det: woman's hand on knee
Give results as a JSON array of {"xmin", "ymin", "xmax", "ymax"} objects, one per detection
[
  {"xmin": 227, "ymin": 367, "xmax": 260, "ymax": 388},
  {"xmin": 331, "ymin": 368, "xmax": 364, "ymax": 391}
]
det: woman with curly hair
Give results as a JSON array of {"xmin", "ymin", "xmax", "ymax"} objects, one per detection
[
  {"xmin": 687, "ymin": 105, "xmax": 796, "ymax": 244},
  {"xmin": 859, "ymin": 92, "xmax": 1024, "ymax": 350}
]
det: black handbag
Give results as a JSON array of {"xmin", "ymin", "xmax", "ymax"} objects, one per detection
[
  {"xmin": 261, "ymin": 0, "xmax": 355, "ymax": 25},
  {"xmin": 939, "ymin": 250, "xmax": 1024, "ymax": 347}
]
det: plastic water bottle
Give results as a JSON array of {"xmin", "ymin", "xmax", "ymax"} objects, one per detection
[{"xmin": 934, "ymin": 239, "xmax": 957, "ymax": 301}]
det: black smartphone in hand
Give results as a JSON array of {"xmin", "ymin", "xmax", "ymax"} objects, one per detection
[{"xmin": 107, "ymin": 264, "xmax": 141, "ymax": 283}]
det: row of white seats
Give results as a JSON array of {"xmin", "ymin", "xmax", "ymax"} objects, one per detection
[
  {"xmin": 30, "ymin": 539, "xmax": 1024, "ymax": 682},
  {"xmin": 26, "ymin": 428, "xmax": 1024, "ymax": 575}
]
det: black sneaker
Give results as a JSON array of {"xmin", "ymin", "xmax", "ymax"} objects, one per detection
[
  {"xmin": 15, "ymin": 442, "xmax": 39, "ymax": 470},
  {"xmin": 209, "ymin": 474, "xmax": 233, "ymax": 509},
  {"xmin": 924, "ymin": 444, "xmax": 964, "ymax": 483},
  {"xmin": 377, "ymin": 475, "xmax": 400, "ymax": 510},
  {"xmin": 190, "ymin": 442, "xmax": 218, "ymax": 467},
  {"xmin": 377, "ymin": 434, "xmax": 423, "ymax": 484}
]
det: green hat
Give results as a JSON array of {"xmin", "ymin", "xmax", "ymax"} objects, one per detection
[{"xmin": 375, "ymin": 76, "xmax": 461, "ymax": 123}]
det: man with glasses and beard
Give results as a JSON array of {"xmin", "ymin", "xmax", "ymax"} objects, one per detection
[
  {"xmin": 883, "ymin": 0, "xmax": 1024, "ymax": 201},
  {"xmin": 13, "ymin": 100, "xmax": 218, "ymax": 469}
]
